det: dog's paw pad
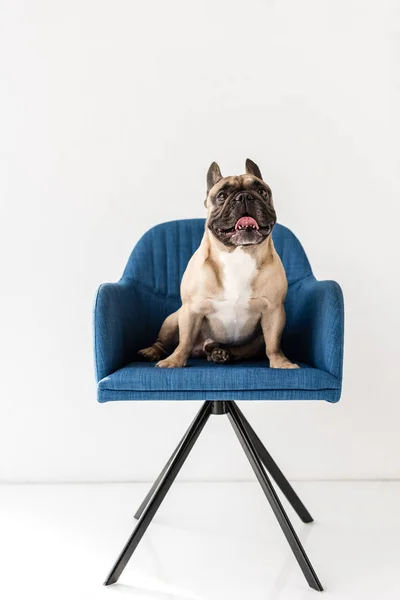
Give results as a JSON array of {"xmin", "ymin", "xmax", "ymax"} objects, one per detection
[{"xmin": 211, "ymin": 348, "xmax": 231, "ymax": 364}]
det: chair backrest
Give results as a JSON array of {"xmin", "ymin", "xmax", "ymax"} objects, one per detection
[{"xmin": 122, "ymin": 219, "xmax": 313, "ymax": 297}]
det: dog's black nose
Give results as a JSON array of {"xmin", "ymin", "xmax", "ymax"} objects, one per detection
[{"xmin": 235, "ymin": 192, "xmax": 253, "ymax": 203}]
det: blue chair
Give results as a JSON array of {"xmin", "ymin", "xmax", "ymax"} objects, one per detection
[{"xmin": 94, "ymin": 218, "xmax": 344, "ymax": 591}]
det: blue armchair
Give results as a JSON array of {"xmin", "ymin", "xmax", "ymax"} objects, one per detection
[
  {"xmin": 95, "ymin": 219, "xmax": 344, "ymax": 402},
  {"xmin": 94, "ymin": 219, "xmax": 344, "ymax": 591}
]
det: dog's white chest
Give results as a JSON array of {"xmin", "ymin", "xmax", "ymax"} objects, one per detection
[{"xmin": 210, "ymin": 248, "xmax": 257, "ymax": 344}]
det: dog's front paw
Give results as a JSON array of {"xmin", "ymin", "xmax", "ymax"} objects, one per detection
[
  {"xmin": 210, "ymin": 347, "xmax": 231, "ymax": 364},
  {"xmin": 138, "ymin": 345, "xmax": 166, "ymax": 362},
  {"xmin": 269, "ymin": 354, "xmax": 299, "ymax": 369},
  {"xmin": 156, "ymin": 356, "xmax": 186, "ymax": 368}
]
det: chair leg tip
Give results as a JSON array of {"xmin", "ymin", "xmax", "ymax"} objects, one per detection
[
  {"xmin": 310, "ymin": 581, "xmax": 324, "ymax": 592},
  {"xmin": 303, "ymin": 516, "xmax": 314, "ymax": 524}
]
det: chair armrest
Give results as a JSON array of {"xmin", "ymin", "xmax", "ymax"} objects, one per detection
[
  {"xmin": 93, "ymin": 280, "xmax": 144, "ymax": 381},
  {"xmin": 284, "ymin": 277, "xmax": 344, "ymax": 380}
]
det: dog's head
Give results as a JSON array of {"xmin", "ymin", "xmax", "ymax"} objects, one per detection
[{"xmin": 205, "ymin": 159, "xmax": 277, "ymax": 247}]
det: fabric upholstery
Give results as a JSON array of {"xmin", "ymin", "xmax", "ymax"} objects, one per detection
[
  {"xmin": 98, "ymin": 360, "xmax": 340, "ymax": 403},
  {"xmin": 94, "ymin": 219, "xmax": 344, "ymax": 402}
]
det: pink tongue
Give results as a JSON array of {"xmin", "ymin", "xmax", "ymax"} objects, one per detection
[{"xmin": 235, "ymin": 216, "xmax": 259, "ymax": 230}]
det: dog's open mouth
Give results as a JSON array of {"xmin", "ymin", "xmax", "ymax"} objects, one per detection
[
  {"xmin": 235, "ymin": 216, "xmax": 259, "ymax": 231},
  {"xmin": 216, "ymin": 218, "xmax": 273, "ymax": 237}
]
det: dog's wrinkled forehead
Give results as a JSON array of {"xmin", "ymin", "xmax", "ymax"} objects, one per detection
[
  {"xmin": 213, "ymin": 175, "xmax": 262, "ymax": 194},
  {"xmin": 206, "ymin": 175, "xmax": 271, "ymax": 209}
]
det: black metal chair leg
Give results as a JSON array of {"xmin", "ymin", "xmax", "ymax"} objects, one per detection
[
  {"xmin": 232, "ymin": 402, "xmax": 313, "ymax": 523},
  {"xmin": 134, "ymin": 402, "xmax": 220, "ymax": 519},
  {"xmin": 134, "ymin": 409, "xmax": 202, "ymax": 519},
  {"xmin": 227, "ymin": 402, "xmax": 323, "ymax": 592},
  {"xmin": 104, "ymin": 401, "xmax": 212, "ymax": 586},
  {"xmin": 134, "ymin": 456, "xmax": 174, "ymax": 519}
]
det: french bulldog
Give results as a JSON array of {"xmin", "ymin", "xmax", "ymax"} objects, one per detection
[{"xmin": 139, "ymin": 159, "xmax": 298, "ymax": 369}]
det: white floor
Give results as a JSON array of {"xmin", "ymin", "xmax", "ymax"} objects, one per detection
[{"xmin": 0, "ymin": 481, "xmax": 399, "ymax": 599}]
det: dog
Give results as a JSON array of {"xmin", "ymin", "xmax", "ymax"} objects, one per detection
[{"xmin": 139, "ymin": 159, "xmax": 298, "ymax": 369}]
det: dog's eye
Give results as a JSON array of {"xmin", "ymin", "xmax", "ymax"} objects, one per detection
[
  {"xmin": 216, "ymin": 192, "xmax": 227, "ymax": 203},
  {"xmin": 258, "ymin": 188, "xmax": 268, "ymax": 197}
]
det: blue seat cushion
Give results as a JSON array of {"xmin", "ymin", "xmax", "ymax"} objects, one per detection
[{"xmin": 97, "ymin": 360, "xmax": 341, "ymax": 403}]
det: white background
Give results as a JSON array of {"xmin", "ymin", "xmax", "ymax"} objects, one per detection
[{"xmin": 1, "ymin": 0, "xmax": 399, "ymax": 483}]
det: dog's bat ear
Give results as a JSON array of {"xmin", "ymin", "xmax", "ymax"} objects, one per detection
[
  {"xmin": 207, "ymin": 161, "xmax": 222, "ymax": 192},
  {"xmin": 245, "ymin": 158, "xmax": 262, "ymax": 180}
]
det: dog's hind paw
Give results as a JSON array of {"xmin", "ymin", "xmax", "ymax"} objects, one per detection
[
  {"xmin": 203, "ymin": 339, "xmax": 231, "ymax": 364},
  {"xmin": 138, "ymin": 344, "xmax": 166, "ymax": 362},
  {"xmin": 210, "ymin": 347, "xmax": 231, "ymax": 364}
]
